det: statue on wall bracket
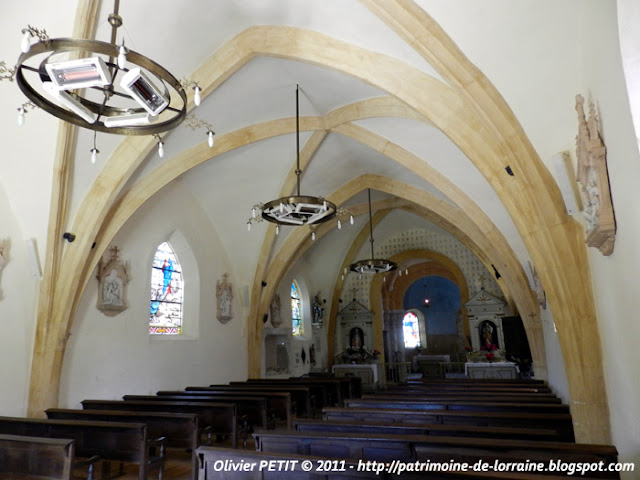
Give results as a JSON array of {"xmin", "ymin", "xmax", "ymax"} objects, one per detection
[
  {"xmin": 216, "ymin": 272, "xmax": 233, "ymax": 324},
  {"xmin": 575, "ymin": 94, "xmax": 616, "ymax": 256},
  {"xmin": 270, "ymin": 294, "xmax": 282, "ymax": 327},
  {"xmin": 96, "ymin": 246, "xmax": 130, "ymax": 316}
]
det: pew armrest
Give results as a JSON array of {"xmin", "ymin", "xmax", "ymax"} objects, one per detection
[
  {"xmin": 147, "ymin": 436, "xmax": 167, "ymax": 480},
  {"xmin": 202, "ymin": 425, "xmax": 214, "ymax": 445},
  {"xmin": 73, "ymin": 455, "xmax": 101, "ymax": 480}
]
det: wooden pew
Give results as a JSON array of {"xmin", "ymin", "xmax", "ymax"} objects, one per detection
[
  {"xmin": 293, "ymin": 419, "xmax": 563, "ymax": 442},
  {"xmin": 195, "ymin": 446, "xmax": 608, "ymax": 480},
  {"xmin": 406, "ymin": 378, "xmax": 547, "ymax": 385},
  {"xmin": 302, "ymin": 373, "xmax": 362, "ymax": 399},
  {"xmin": 45, "ymin": 408, "xmax": 198, "ymax": 479},
  {"xmin": 222, "ymin": 383, "xmax": 314, "ymax": 417},
  {"xmin": 123, "ymin": 394, "xmax": 268, "ymax": 431},
  {"xmin": 392, "ymin": 385, "xmax": 553, "ymax": 394},
  {"xmin": 81, "ymin": 399, "xmax": 237, "ymax": 448},
  {"xmin": 253, "ymin": 431, "xmax": 619, "ymax": 478},
  {"xmin": 343, "ymin": 398, "xmax": 570, "ymax": 415},
  {"xmin": 242, "ymin": 378, "xmax": 340, "ymax": 407},
  {"xmin": 179, "ymin": 389, "xmax": 293, "ymax": 429},
  {"xmin": 0, "ymin": 416, "xmax": 163, "ymax": 480},
  {"xmin": 0, "ymin": 434, "xmax": 78, "ymax": 480},
  {"xmin": 412, "ymin": 378, "xmax": 547, "ymax": 382},
  {"xmin": 366, "ymin": 393, "xmax": 562, "ymax": 403},
  {"xmin": 322, "ymin": 407, "xmax": 575, "ymax": 442}
]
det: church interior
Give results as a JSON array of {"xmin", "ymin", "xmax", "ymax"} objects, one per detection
[{"xmin": 1, "ymin": 0, "xmax": 640, "ymax": 478}]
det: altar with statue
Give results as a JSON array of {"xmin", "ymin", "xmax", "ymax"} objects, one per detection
[{"xmin": 463, "ymin": 289, "xmax": 518, "ymax": 379}]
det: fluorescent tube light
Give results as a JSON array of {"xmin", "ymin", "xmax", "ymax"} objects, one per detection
[
  {"xmin": 103, "ymin": 112, "xmax": 151, "ymax": 128},
  {"xmin": 42, "ymin": 82, "xmax": 97, "ymax": 124},
  {"xmin": 120, "ymin": 68, "xmax": 169, "ymax": 116},
  {"xmin": 45, "ymin": 57, "xmax": 111, "ymax": 90}
]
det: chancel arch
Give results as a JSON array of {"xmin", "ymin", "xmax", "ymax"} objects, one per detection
[{"xmin": 368, "ymin": 250, "xmax": 472, "ymax": 363}]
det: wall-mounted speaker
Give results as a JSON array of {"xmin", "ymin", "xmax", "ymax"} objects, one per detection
[{"xmin": 26, "ymin": 238, "xmax": 42, "ymax": 279}]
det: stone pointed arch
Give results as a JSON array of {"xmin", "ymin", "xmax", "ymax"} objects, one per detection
[{"xmin": 258, "ymin": 175, "xmax": 545, "ymax": 380}]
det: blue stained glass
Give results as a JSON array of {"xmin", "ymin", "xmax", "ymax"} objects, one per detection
[
  {"xmin": 149, "ymin": 242, "xmax": 184, "ymax": 335},
  {"xmin": 403, "ymin": 311, "xmax": 420, "ymax": 348},
  {"xmin": 291, "ymin": 280, "xmax": 303, "ymax": 336}
]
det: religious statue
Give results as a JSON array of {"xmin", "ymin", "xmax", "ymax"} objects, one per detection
[
  {"xmin": 312, "ymin": 292, "xmax": 324, "ymax": 324},
  {"xmin": 575, "ymin": 94, "xmax": 616, "ymax": 255},
  {"xmin": 270, "ymin": 294, "xmax": 282, "ymax": 327},
  {"xmin": 216, "ymin": 273, "xmax": 233, "ymax": 324},
  {"xmin": 481, "ymin": 321, "xmax": 496, "ymax": 348},
  {"xmin": 309, "ymin": 344, "xmax": 316, "ymax": 365},
  {"xmin": 96, "ymin": 246, "xmax": 130, "ymax": 316}
]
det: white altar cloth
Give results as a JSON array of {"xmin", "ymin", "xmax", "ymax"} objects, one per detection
[{"xmin": 464, "ymin": 361, "xmax": 519, "ymax": 379}]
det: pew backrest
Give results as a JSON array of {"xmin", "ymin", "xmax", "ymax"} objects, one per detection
[
  {"xmin": 322, "ymin": 407, "xmax": 575, "ymax": 442},
  {"xmin": 0, "ymin": 434, "xmax": 74, "ymax": 480},
  {"xmin": 81, "ymin": 399, "xmax": 237, "ymax": 449},
  {"xmin": 46, "ymin": 408, "xmax": 198, "ymax": 480},
  {"xmin": 254, "ymin": 431, "xmax": 619, "ymax": 478},
  {"xmin": 0, "ymin": 416, "xmax": 156, "ymax": 480}
]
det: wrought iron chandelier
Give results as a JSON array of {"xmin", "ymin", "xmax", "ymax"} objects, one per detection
[
  {"xmin": 248, "ymin": 85, "xmax": 340, "ymax": 236},
  {"xmin": 349, "ymin": 189, "xmax": 398, "ymax": 274},
  {"xmin": 1, "ymin": 0, "xmax": 215, "ymax": 161}
]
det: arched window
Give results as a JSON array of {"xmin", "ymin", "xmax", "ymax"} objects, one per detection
[
  {"xmin": 291, "ymin": 280, "xmax": 303, "ymax": 336},
  {"xmin": 149, "ymin": 242, "xmax": 184, "ymax": 335},
  {"xmin": 403, "ymin": 311, "xmax": 421, "ymax": 348}
]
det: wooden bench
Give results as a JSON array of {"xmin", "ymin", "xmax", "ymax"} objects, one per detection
[
  {"xmin": 393, "ymin": 385, "xmax": 553, "ymax": 394},
  {"xmin": 0, "ymin": 416, "xmax": 163, "ymax": 480},
  {"xmin": 180, "ymin": 389, "xmax": 293, "ymax": 429},
  {"xmin": 293, "ymin": 419, "xmax": 563, "ymax": 442},
  {"xmin": 0, "ymin": 434, "xmax": 82, "ymax": 480},
  {"xmin": 367, "ymin": 392, "xmax": 561, "ymax": 403},
  {"xmin": 406, "ymin": 378, "xmax": 547, "ymax": 385},
  {"xmin": 45, "ymin": 408, "xmax": 198, "ymax": 479},
  {"xmin": 123, "ymin": 394, "xmax": 268, "ymax": 434},
  {"xmin": 253, "ymin": 431, "xmax": 619, "ymax": 478},
  {"xmin": 344, "ymin": 398, "xmax": 570, "ymax": 414},
  {"xmin": 195, "ymin": 445, "xmax": 608, "ymax": 480},
  {"xmin": 223, "ymin": 383, "xmax": 314, "ymax": 417},
  {"xmin": 243, "ymin": 378, "xmax": 339, "ymax": 407},
  {"xmin": 322, "ymin": 407, "xmax": 575, "ymax": 442},
  {"xmin": 81, "ymin": 399, "xmax": 237, "ymax": 448}
]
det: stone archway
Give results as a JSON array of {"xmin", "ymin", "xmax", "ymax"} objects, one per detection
[{"xmin": 373, "ymin": 249, "xmax": 471, "ymax": 365}]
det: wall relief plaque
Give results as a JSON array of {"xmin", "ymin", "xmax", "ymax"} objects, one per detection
[
  {"xmin": 96, "ymin": 246, "xmax": 130, "ymax": 316},
  {"xmin": 575, "ymin": 94, "xmax": 616, "ymax": 256},
  {"xmin": 216, "ymin": 273, "xmax": 233, "ymax": 324},
  {"xmin": 270, "ymin": 294, "xmax": 282, "ymax": 327}
]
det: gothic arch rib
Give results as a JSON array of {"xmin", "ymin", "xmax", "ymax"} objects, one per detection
[{"xmin": 360, "ymin": 0, "xmax": 608, "ymax": 443}]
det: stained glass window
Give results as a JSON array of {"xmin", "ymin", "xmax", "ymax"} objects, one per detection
[
  {"xmin": 291, "ymin": 280, "xmax": 303, "ymax": 336},
  {"xmin": 149, "ymin": 242, "xmax": 184, "ymax": 335},
  {"xmin": 403, "ymin": 311, "xmax": 421, "ymax": 348}
]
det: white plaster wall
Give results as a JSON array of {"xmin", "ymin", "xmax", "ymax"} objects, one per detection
[
  {"xmin": 0, "ymin": 183, "xmax": 40, "ymax": 416},
  {"xmin": 577, "ymin": 2, "xmax": 640, "ymax": 471},
  {"xmin": 58, "ymin": 181, "xmax": 247, "ymax": 407}
]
